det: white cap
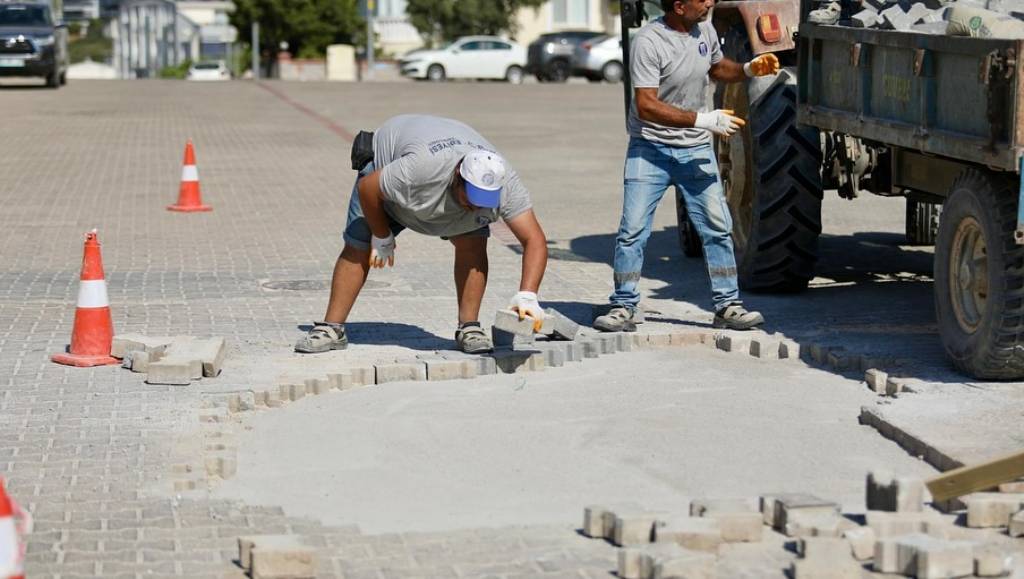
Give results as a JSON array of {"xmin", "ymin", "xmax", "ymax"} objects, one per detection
[{"xmin": 459, "ymin": 150, "xmax": 507, "ymax": 208}]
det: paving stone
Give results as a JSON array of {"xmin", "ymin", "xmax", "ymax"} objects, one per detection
[
  {"xmin": 600, "ymin": 503, "xmax": 644, "ymax": 543},
  {"xmin": 644, "ymin": 334, "xmax": 672, "ymax": 348},
  {"xmin": 580, "ymin": 337, "xmax": 602, "ymax": 358},
  {"xmin": 251, "ymin": 542, "xmax": 316, "ymax": 578},
  {"xmin": 796, "ymin": 536, "xmax": 852, "ymax": 560},
  {"xmin": 881, "ymin": 3, "xmax": 914, "ymax": 28},
  {"xmin": 165, "ymin": 337, "xmax": 226, "ymax": 378},
  {"xmin": 347, "ymin": 366, "xmax": 376, "ymax": 386},
  {"xmin": 280, "ymin": 383, "xmax": 305, "ymax": 402},
  {"xmin": 749, "ymin": 337, "xmax": 780, "ymax": 359},
  {"xmin": 653, "ymin": 548, "xmax": 715, "ymax": 579},
  {"xmin": 852, "ymin": 8, "xmax": 881, "ymax": 26},
  {"xmin": 492, "ymin": 326, "xmax": 533, "ymax": 348},
  {"xmin": 1010, "ymin": 509, "xmax": 1024, "ymax": 538},
  {"xmin": 786, "ymin": 510, "xmax": 858, "ymax": 538},
  {"xmin": 543, "ymin": 308, "xmax": 581, "ymax": 341},
  {"xmin": 374, "ymin": 362, "xmax": 427, "ymax": 384},
  {"xmin": 613, "ymin": 510, "xmax": 667, "ymax": 546},
  {"xmin": 964, "ymin": 492, "xmax": 1024, "ymax": 528},
  {"xmin": 827, "ymin": 351, "xmax": 853, "ymax": 371},
  {"xmin": 896, "ymin": 533, "xmax": 975, "ymax": 579},
  {"xmin": 654, "ymin": 517, "xmax": 722, "ymax": 553},
  {"xmin": 145, "ymin": 359, "xmax": 193, "ymax": 386},
  {"xmin": 885, "ymin": 376, "xmax": 905, "ymax": 397},
  {"xmin": 582, "ymin": 505, "xmax": 609, "ymax": 538},
  {"xmin": 867, "ymin": 469, "xmax": 925, "ymax": 512},
  {"xmin": 111, "ymin": 334, "xmax": 173, "ymax": 359},
  {"xmin": 424, "ymin": 358, "xmax": 475, "ymax": 381},
  {"xmin": 865, "ymin": 369, "xmax": 888, "ymax": 394},
  {"xmin": 807, "ymin": 343, "xmax": 832, "ymax": 364},
  {"xmin": 974, "ymin": 544, "xmax": 1012, "ymax": 577},
  {"xmin": 841, "ymin": 526, "xmax": 875, "ymax": 561},
  {"xmin": 765, "ymin": 494, "xmax": 840, "ymax": 533},
  {"xmin": 493, "ymin": 309, "xmax": 536, "ymax": 337},
  {"xmin": 688, "ymin": 498, "xmax": 761, "ymax": 543},
  {"xmin": 779, "ymin": 340, "xmax": 801, "ymax": 360},
  {"xmin": 617, "ymin": 547, "xmax": 644, "ymax": 579},
  {"xmin": 490, "ymin": 350, "xmax": 546, "ymax": 374},
  {"xmin": 999, "ymin": 480, "xmax": 1024, "ymax": 493},
  {"xmin": 635, "ymin": 542, "xmax": 690, "ymax": 579},
  {"xmin": 715, "ymin": 334, "xmax": 750, "ymax": 354},
  {"xmin": 866, "ymin": 510, "xmax": 944, "ymax": 537},
  {"xmin": 239, "ymin": 535, "xmax": 305, "ymax": 571},
  {"xmin": 327, "ymin": 372, "xmax": 356, "ymax": 390},
  {"xmin": 595, "ymin": 333, "xmax": 619, "ymax": 354},
  {"xmin": 616, "ymin": 333, "xmax": 634, "ymax": 352},
  {"xmin": 304, "ymin": 378, "xmax": 330, "ymax": 396},
  {"xmin": 791, "ymin": 558, "xmax": 861, "ymax": 578}
]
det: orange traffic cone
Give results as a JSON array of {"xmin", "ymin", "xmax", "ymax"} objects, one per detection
[
  {"xmin": 51, "ymin": 229, "xmax": 119, "ymax": 367},
  {"xmin": 168, "ymin": 140, "xmax": 212, "ymax": 212},
  {"xmin": 0, "ymin": 478, "xmax": 30, "ymax": 579}
]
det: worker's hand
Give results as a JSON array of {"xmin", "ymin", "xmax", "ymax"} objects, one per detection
[
  {"xmin": 370, "ymin": 233, "xmax": 396, "ymax": 268},
  {"xmin": 508, "ymin": 291, "xmax": 545, "ymax": 332},
  {"xmin": 694, "ymin": 109, "xmax": 746, "ymax": 137},
  {"xmin": 744, "ymin": 54, "xmax": 780, "ymax": 77}
]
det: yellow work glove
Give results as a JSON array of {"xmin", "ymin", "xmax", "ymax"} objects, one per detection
[{"xmin": 744, "ymin": 53, "xmax": 780, "ymax": 77}]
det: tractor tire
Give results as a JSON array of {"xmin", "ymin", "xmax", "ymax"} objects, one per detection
[
  {"xmin": 934, "ymin": 169, "xmax": 1024, "ymax": 379},
  {"xmin": 905, "ymin": 199, "xmax": 941, "ymax": 245},
  {"xmin": 718, "ymin": 31, "xmax": 823, "ymax": 292}
]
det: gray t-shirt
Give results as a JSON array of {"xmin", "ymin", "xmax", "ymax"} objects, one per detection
[
  {"xmin": 627, "ymin": 18, "xmax": 723, "ymax": 147},
  {"xmin": 372, "ymin": 114, "xmax": 532, "ymax": 237}
]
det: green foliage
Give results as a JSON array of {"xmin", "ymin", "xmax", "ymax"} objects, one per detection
[
  {"xmin": 68, "ymin": 19, "xmax": 111, "ymax": 63},
  {"xmin": 230, "ymin": 0, "xmax": 362, "ymax": 62},
  {"xmin": 159, "ymin": 59, "xmax": 192, "ymax": 79},
  {"xmin": 405, "ymin": 0, "xmax": 546, "ymax": 46}
]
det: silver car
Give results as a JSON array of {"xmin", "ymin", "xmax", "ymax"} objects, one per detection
[{"xmin": 572, "ymin": 35, "xmax": 624, "ymax": 84}]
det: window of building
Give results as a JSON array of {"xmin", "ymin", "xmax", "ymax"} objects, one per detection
[{"xmin": 552, "ymin": 0, "xmax": 588, "ymax": 25}]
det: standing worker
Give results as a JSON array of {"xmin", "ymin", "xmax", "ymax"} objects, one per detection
[
  {"xmin": 594, "ymin": 0, "xmax": 780, "ymax": 333},
  {"xmin": 296, "ymin": 114, "xmax": 548, "ymax": 354}
]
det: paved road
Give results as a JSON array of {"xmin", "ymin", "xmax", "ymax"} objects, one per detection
[{"xmin": 0, "ymin": 79, "xmax": 1003, "ymax": 578}]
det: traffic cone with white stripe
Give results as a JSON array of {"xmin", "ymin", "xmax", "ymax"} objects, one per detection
[
  {"xmin": 168, "ymin": 139, "xmax": 212, "ymax": 212},
  {"xmin": 0, "ymin": 478, "xmax": 30, "ymax": 579},
  {"xmin": 51, "ymin": 229, "xmax": 119, "ymax": 367}
]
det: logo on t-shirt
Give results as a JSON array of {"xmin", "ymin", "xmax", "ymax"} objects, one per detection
[
  {"xmin": 476, "ymin": 214, "xmax": 493, "ymax": 227},
  {"xmin": 698, "ymin": 41, "xmax": 709, "ymax": 57}
]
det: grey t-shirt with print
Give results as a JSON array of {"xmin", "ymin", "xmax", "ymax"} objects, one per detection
[
  {"xmin": 372, "ymin": 114, "xmax": 532, "ymax": 237},
  {"xmin": 627, "ymin": 18, "xmax": 723, "ymax": 148}
]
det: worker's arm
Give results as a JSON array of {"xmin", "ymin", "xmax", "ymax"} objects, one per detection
[
  {"xmin": 710, "ymin": 53, "xmax": 780, "ymax": 83},
  {"xmin": 357, "ymin": 170, "xmax": 397, "ymax": 267},
  {"xmin": 709, "ymin": 57, "xmax": 746, "ymax": 83},
  {"xmin": 504, "ymin": 209, "xmax": 547, "ymax": 293},
  {"xmin": 635, "ymin": 88, "xmax": 745, "ymax": 137}
]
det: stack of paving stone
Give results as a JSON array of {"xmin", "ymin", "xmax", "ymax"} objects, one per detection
[
  {"xmin": 833, "ymin": 0, "xmax": 1024, "ymax": 36},
  {"xmin": 579, "ymin": 469, "xmax": 1023, "ymax": 578},
  {"xmin": 112, "ymin": 333, "xmax": 227, "ymax": 386}
]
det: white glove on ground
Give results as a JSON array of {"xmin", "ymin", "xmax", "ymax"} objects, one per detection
[
  {"xmin": 370, "ymin": 233, "xmax": 396, "ymax": 268},
  {"xmin": 509, "ymin": 291, "xmax": 545, "ymax": 332},
  {"xmin": 694, "ymin": 109, "xmax": 747, "ymax": 137}
]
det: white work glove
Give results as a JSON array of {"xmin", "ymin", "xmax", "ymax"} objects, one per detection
[
  {"xmin": 744, "ymin": 53, "xmax": 780, "ymax": 77},
  {"xmin": 369, "ymin": 233, "xmax": 396, "ymax": 268},
  {"xmin": 508, "ymin": 291, "xmax": 545, "ymax": 332},
  {"xmin": 694, "ymin": 109, "xmax": 747, "ymax": 138}
]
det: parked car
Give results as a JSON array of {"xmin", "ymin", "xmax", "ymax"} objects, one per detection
[
  {"xmin": 0, "ymin": 0, "xmax": 68, "ymax": 88},
  {"xmin": 398, "ymin": 36, "xmax": 526, "ymax": 84},
  {"xmin": 187, "ymin": 60, "xmax": 230, "ymax": 81},
  {"xmin": 526, "ymin": 30, "xmax": 605, "ymax": 83},
  {"xmin": 572, "ymin": 35, "xmax": 624, "ymax": 83}
]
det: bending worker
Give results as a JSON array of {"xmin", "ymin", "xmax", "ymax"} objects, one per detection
[
  {"xmin": 296, "ymin": 114, "xmax": 548, "ymax": 355},
  {"xmin": 594, "ymin": 0, "xmax": 779, "ymax": 333}
]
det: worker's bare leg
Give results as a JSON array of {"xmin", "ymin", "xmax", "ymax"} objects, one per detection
[
  {"xmin": 452, "ymin": 235, "xmax": 489, "ymax": 324},
  {"xmin": 451, "ymin": 235, "xmax": 493, "ymax": 353},
  {"xmin": 295, "ymin": 244, "xmax": 369, "ymax": 353},
  {"xmin": 324, "ymin": 245, "xmax": 371, "ymax": 324}
]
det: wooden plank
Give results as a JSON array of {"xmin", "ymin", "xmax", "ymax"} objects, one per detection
[{"xmin": 926, "ymin": 449, "xmax": 1024, "ymax": 502}]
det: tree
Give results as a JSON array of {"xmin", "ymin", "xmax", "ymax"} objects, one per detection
[
  {"xmin": 231, "ymin": 0, "xmax": 362, "ymax": 59},
  {"xmin": 405, "ymin": 0, "xmax": 547, "ymax": 46}
]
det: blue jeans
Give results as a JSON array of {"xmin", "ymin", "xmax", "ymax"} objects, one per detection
[{"xmin": 610, "ymin": 138, "xmax": 740, "ymax": 311}]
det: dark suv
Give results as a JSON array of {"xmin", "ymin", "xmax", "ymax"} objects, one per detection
[
  {"xmin": 526, "ymin": 30, "xmax": 605, "ymax": 83},
  {"xmin": 0, "ymin": 0, "xmax": 68, "ymax": 88}
]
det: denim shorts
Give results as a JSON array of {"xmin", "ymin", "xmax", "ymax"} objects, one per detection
[{"xmin": 343, "ymin": 161, "xmax": 490, "ymax": 251}]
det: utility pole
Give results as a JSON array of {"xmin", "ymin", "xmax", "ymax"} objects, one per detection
[
  {"xmin": 251, "ymin": 21, "xmax": 259, "ymax": 80},
  {"xmin": 365, "ymin": 0, "xmax": 375, "ymax": 80}
]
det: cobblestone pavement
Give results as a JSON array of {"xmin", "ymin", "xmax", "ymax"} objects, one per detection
[{"xmin": 0, "ymin": 79, "xmax": 1013, "ymax": 578}]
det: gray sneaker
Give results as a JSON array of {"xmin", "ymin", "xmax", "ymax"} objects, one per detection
[
  {"xmin": 713, "ymin": 303, "xmax": 765, "ymax": 331},
  {"xmin": 593, "ymin": 306, "xmax": 640, "ymax": 333},
  {"xmin": 456, "ymin": 322, "xmax": 493, "ymax": 354},
  {"xmin": 295, "ymin": 322, "xmax": 348, "ymax": 353},
  {"xmin": 808, "ymin": 1, "xmax": 841, "ymax": 24}
]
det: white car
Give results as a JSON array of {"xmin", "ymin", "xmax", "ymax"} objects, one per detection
[
  {"xmin": 399, "ymin": 36, "xmax": 527, "ymax": 84},
  {"xmin": 187, "ymin": 61, "xmax": 230, "ymax": 81},
  {"xmin": 572, "ymin": 35, "xmax": 624, "ymax": 83}
]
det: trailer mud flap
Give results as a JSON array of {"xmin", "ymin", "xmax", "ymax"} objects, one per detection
[{"xmin": 1016, "ymin": 154, "xmax": 1024, "ymax": 245}]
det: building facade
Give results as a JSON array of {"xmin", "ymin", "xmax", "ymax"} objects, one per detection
[{"xmin": 64, "ymin": 0, "xmax": 101, "ymax": 23}]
